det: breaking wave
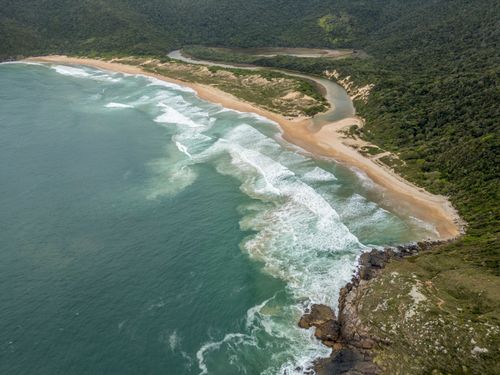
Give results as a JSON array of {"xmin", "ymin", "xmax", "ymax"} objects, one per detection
[
  {"xmin": 105, "ymin": 102, "xmax": 133, "ymax": 109},
  {"xmin": 40, "ymin": 63, "xmax": 432, "ymax": 374},
  {"xmin": 141, "ymin": 86, "xmax": 368, "ymax": 372},
  {"xmin": 50, "ymin": 65, "xmax": 122, "ymax": 82}
]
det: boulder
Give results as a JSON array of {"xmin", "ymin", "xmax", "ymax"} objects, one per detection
[
  {"xmin": 367, "ymin": 249, "xmax": 387, "ymax": 268},
  {"xmin": 298, "ymin": 304, "xmax": 336, "ymax": 329},
  {"xmin": 314, "ymin": 320, "xmax": 341, "ymax": 342}
]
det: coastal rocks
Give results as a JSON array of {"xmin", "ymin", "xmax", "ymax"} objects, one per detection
[
  {"xmin": 298, "ymin": 302, "xmax": 377, "ymax": 373},
  {"xmin": 314, "ymin": 348, "xmax": 379, "ymax": 375},
  {"xmin": 358, "ymin": 249, "xmax": 391, "ymax": 280},
  {"xmin": 300, "ymin": 241, "xmax": 452, "ymax": 375},
  {"xmin": 0, "ymin": 57, "xmax": 18, "ymax": 63},
  {"xmin": 298, "ymin": 304, "xmax": 336, "ymax": 329},
  {"xmin": 298, "ymin": 304, "xmax": 341, "ymax": 347},
  {"xmin": 337, "ymin": 281, "xmax": 374, "ymax": 350},
  {"xmin": 357, "ymin": 240, "xmax": 449, "ymax": 281},
  {"xmin": 314, "ymin": 320, "xmax": 342, "ymax": 346}
]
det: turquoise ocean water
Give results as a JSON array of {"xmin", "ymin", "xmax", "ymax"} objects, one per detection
[{"xmin": 0, "ymin": 63, "xmax": 435, "ymax": 374}]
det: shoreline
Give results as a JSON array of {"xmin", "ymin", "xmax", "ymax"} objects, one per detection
[
  {"xmin": 303, "ymin": 240, "xmax": 451, "ymax": 374},
  {"xmin": 25, "ymin": 55, "xmax": 463, "ymax": 240}
]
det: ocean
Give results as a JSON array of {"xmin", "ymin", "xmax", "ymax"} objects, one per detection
[{"xmin": 0, "ymin": 62, "xmax": 435, "ymax": 374}]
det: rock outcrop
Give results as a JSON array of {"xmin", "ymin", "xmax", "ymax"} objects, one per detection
[
  {"xmin": 298, "ymin": 240, "xmax": 451, "ymax": 374},
  {"xmin": 299, "ymin": 304, "xmax": 341, "ymax": 347},
  {"xmin": 299, "ymin": 304, "xmax": 336, "ymax": 329}
]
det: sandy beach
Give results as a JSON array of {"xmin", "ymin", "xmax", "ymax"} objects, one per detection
[{"xmin": 26, "ymin": 55, "xmax": 463, "ymax": 239}]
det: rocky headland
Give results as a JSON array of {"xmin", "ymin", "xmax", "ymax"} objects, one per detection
[{"xmin": 300, "ymin": 240, "xmax": 451, "ymax": 375}]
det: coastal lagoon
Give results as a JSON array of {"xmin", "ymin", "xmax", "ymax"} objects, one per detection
[{"xmin": 0, "ymin": 63, "xmax": 435, "ymax": 374}]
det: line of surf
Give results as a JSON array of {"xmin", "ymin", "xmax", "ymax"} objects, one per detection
[
  {"xmin": 165, "ymin": 51, "xmax": 463, "ymax": 239},
  {"xmin": 23, "ymin": 55, "xmax": 463, "ymax": 239}
]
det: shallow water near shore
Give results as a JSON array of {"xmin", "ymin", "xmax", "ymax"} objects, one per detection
[{"xmin": 0, "ymin": 63, "xmax": 435, "ymax": 374}]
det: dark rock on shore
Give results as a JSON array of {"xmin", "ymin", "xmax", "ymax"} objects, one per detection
[
  {"xmin": 298, "ymin": 304, "xmax": 341, "ymax": 347},
  {"xmin": 358, "ymin": 249, "xmax": 391, "ymax": 280},
  {"xmin": 315, "ymin": 348, "xmax": 379, "ymax": 375},
  {"xmin": 299, "ymin": 240, "xmax": 451, "ymax": 375},
  {"xmin": 298, "ymin": 304, "xmax": 336, "ymax": 329},
  {"xmin": 0, "ymin": 56, "xmax": 20, "ymax": 63},
  {"xmin": 314, "ymin": 319, "xmax": 341, "ymax": 345}
]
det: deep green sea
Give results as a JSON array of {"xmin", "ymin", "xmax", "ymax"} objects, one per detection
[{"xmin": 0, "ymin": 63, "xmax": 436, "ymax": 374}]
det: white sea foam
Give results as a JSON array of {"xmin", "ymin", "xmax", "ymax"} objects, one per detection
[
  {"xmin": 196, "ymin": 295, "xmax": 332, "ymax": 375},
  {"xmin": 147, "ymin": 299, "xmax": 165, "ymax": 311},
  {"xmin": 52, "ymin": 65, "xmax": 91, "ymax": 78},
  {"xmin": 105, "ymin": 102, "xmax": 133, "ymax": 109},
  {"xmin": 216, "ymin": 106, "xmax": 278, "ymax": 125},
  {"xmin": 302, "ymin": 166, "xmax": 338, "ymax": 183},
  {"xmin": 122, "ymin": 79, "xmax": 418, "ymax": 374},
  {"xmin": 409, "ymin": 216, "xmax": 439, "ymax": 238},
  {"xmin": 197, "ymin": 333, "xmax": 252, "ymax": 375},
  {"xmin": 175, "ymin": 141, "xmax": 192, "ymax": 158},
  {"xmin": 92, "ymin": 73, "xmax": 122, "ymax": 83},
  {"xmin": 351, "ymin": 167, "xmax": 378, "ymax": 190},
  {"xmin": 126, "ymin": 94, "xmax": 161, "ymax": 108},
  {"xmin": 196, "ymin": 296, "xmax": 270, "ymax": 374},
  {"xmin": 146, "ymin": 155, "xmax": 197, "ymax": 199},
  {"xmin": 339, "ymin": 193, "xmax": 380, "ymax": 221},
  {"xmin": 146, "ymin": 76, "xmax": 194, "ymax": 93},
  {"xmin": 154, "ymin": 104, "xmax": 204, "ymax": 128},
  {"xmin": 0, "ymin": 61, "xmax": 43, "ymax": 66},
  {"xmin": 151, "ymin": 120, "xmax": 364, "ymax": 373},
  {"xmin": 247, "ymin": 112, "xmax": 278, "ymax": 125},
  {"xmin": 215, "ymin": 107, "xmax": 233, "ymax": 114},
  {"xmin": 169, "ymin": 330, "xmax": 180, "ymax": 351},
  {"xmin": 193, "ymin": 125, "xmax": 364, "ymax": 307},
  {"xmin": 50, "ymin": 64, "xmax": 123, "ymax": 83},
  {"xmin": 117, "ymin": 320, "xmax": 126, "ymax": 331}
]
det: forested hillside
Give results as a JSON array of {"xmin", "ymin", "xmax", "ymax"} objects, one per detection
[{"xmin": 0, "ymin": 0, "xmax": 335, "ymax": 57}]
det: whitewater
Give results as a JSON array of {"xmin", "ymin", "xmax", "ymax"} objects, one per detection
[{"xmin": 0, "ymin": 62, "xmax": 436, "ymax": 374}]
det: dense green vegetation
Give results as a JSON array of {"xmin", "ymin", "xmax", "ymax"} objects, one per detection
[
  {"xmin": 1, "ymin": 0, "xmax": 499, "ymax": 372},
  {"xmin": 0, "ymin": 0, "xmax": 351, "ymax": 58}
]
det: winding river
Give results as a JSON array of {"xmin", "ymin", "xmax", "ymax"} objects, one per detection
[{"xmin": 167, "ymin": 50, "xmax": 355, "ymax": 126}]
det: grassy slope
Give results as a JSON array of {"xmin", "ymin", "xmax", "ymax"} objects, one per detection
[{"xmin": 358, "ymin": 244, "xmax": 500, "ymax": 374}]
